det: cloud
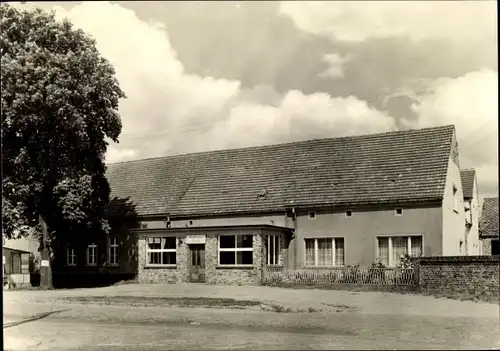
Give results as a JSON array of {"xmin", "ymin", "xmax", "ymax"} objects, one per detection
[
  {"xmin": 404, "ymin": 70, "xmax": 498, "ymax": 198},
  {"xmin": 319, "ymin": 53, "xmax": 351, "ymax": 79},
  {"xmin": 279, "ymin": 1, "xmax": 497, "ymax": 43},
  {"xmin": 51, "ymin": 1, "xmax": 397, "ymax": 163}
]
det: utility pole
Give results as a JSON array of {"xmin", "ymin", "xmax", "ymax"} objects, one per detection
[{"xmin": 39, "ymin": 215, "xmax": 53, "ymax": 289}]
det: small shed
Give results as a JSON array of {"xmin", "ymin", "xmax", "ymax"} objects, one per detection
[{"xmin": 3, "ymin": 246, "xmax": 31, "ymax": 288}]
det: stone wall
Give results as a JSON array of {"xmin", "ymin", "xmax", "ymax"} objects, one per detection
[
  {"xmin": 205, "ymin": 232, "xmax": 264, "ymax": 285},
  {"xmin": 413, "ymin": 256, "xmax": 500, "ymax": 303},
  {"xmin": 137, "ymin": 236, "xmax": 189, "ymax": 283},
  {"xmin": 137, "ymin": 229, "xmax": 273, "ymax": 285}
]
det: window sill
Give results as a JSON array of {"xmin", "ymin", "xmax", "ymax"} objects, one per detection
[
  {"xmin": 65, "ymin": 264, "xmax": 77, "ymax": 267},
  {"xmin": 144, "ymin": 265, "xmax": 177, "ymax": 269},
  {"xmin": 303, "ymin": 265, "xmax": 345, "ymax": 269},
  {"xmin": 85, "ymin": 264, "xmax": 97, "ymax": 267},
  {"xmin": 265, "ymin": 264, "xmax": 284, "ymax": 267},
  {"xmin": 107, "ymin": 264, "xmax": 120, "ymax": 267},
  {"xmin": 216, "ymin": 265, "xmax": 255, "ymax": 270}
]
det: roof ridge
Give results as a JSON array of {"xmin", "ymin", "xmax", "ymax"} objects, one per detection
[{"xmin": 107, "ymin": 124, "xmax": 455, "ymax": 166}]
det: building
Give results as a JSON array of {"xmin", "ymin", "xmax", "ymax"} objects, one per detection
[
  {"xmin": 3, "ymin": 236, "xmax": 39, "ymax": 288},
  {"xmin": 479, "ymin": 197, "xmax": 499, "ymax": 255},
  {"xmin": 460, "ymin": 169, "xmax": 480, "ymax": 255},
  {"xmin": 47, "ymin": 124, "xmax": 479, "ymax": 286}
]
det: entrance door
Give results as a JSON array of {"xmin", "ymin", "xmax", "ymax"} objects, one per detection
[{"xmin": 189, "ymin": 244, "xmax": 205, "ymax": 283}]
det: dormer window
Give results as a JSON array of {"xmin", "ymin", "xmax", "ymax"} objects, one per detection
[
  {"xmin": 345, "ymin": 210, "xmax": 353, "ymax": 217},
  {"xmin": 395, "ymin": 208, "xmax": 403, "ymax": 216},
  {"xmin": 308, "ymin": 211, "xmax": 316, "ymax": 219}
]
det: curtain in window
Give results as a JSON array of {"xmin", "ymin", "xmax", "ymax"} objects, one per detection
[
  {"xmin": 335, "ymin": 239, "xmax": 345, "ymax": 266},
  {"xmin": 392, "ymin": 237, "xmax": 407, "ymax": 266},
  {"xmin": 317, "ymin": 239, "xmax": 332, "ymax": 266},
  {"xmin": 410, "ymin": 236, "xmax": 423, "ymax": 257},
  {"xmin": 305, "ymin": 239, "xmax": 315, "ymax": 266},
  {"xmin": 378, "ymin": 237, "xmax": 389, "ymax": 266}
]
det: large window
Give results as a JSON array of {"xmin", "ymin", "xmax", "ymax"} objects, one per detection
[
  {"xmin": 377, "ymin": 236, "xmax": 423, "ymax": 266},
  {"xmin": 218, "ymin": 235, "xmax": 253, "ymax": 266},
  {"xmin": 108, "ymin": 236, "xmax": 119, "ymax": 265},
  {"xmin": 266, "ymin": 235, "xmax": 281, "ymax": 265},
  {"xmin": 66, "ymin": 248, "xmax": 76, "ymax": 266},
  {"xmin": 86, "ymin": 243, "xmax": 97, "ymax": 266},
  {"xmin": 147, "ymin": 237, "xmax": 176, "ymax": 265},
  {"xmin": 304, "ymin": 238, "xmax": 345, "ymax": 267}
]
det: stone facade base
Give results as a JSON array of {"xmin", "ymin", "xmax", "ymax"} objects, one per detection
[{"xmin": 137, "ymin": 226, "xmax": 289, "ymax": 285}]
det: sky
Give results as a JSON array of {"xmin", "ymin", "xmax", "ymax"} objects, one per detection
[{"xmin": 14, "ymin": 1, "xmax": 498, "ymax": 200}]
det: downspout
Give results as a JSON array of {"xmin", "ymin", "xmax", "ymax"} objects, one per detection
[{"xmin": 292, "ymin": 207, "xmax": 297, "ymax": 269}]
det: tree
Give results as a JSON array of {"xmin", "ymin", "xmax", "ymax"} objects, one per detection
[{"xmin": 1, "ymin": 5, "xmax": 126, "ymax": 287}]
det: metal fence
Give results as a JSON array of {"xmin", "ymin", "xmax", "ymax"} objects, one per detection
[{"xmin": 263, "ymin": 266, "xmax": 416, "ymax": 286}]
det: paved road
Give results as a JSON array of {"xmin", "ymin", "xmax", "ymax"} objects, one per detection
[{"xmin": 4, "ymin": 304, "xmax": 500, "ymax": 350}]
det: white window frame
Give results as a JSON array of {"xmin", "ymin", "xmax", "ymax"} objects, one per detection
[
  {"xmin": 146, "ymin": 237, "xmax": 176, "ymax": 266},
  {"xmin": 108, "ymin": 236, "xmax": 119, "ymax": 266},
  {"xmin": 452, "ymin": 185, "xmax": 459, "ymax": 212},
  {"xmin": 303, "ymin": 237, "xmax": 345, "ymax": 267},
  {"xmin": 66, "ymin": 248, "xmax": 76, "ymax": 266},
  {"xmin": 266, "ymin": 234, "xmax": 282, "ymax": 266},
  {"xmin": 218, "ymin": 234, "xmax": 253, "ymax": 266},
  {"xmin": 376, "ymin": 235, "xmax": 423, "ymax": 267},
  {"xmin": 86, "ymin": 243, "xmax": 97, "ymax": 266}
]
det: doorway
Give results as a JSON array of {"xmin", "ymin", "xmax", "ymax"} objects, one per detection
[{"xmin": 189, "ymin": 244, "xmax": 205, "ymax": 283}]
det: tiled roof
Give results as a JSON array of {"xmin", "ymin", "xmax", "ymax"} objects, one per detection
[
  {"xmin": 106, "ymin": 125, "xmax": 454, "ymax": 217},
  {"xmin": 479, "ymin": 197, "xmax": 499, "ymax": 238},
  {"xmin": 460, "ymin": 169, "xmax": 476, "ymax": 199}
]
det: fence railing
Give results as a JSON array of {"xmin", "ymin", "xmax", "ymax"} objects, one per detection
[{"xmin": 263, "ymin": 266, "xmax": 416, "ymax": 286}]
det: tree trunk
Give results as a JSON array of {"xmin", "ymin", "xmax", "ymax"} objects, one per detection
[{"xmin": 39, "ymin": 215, "xmax": 53, "ymax": 289}]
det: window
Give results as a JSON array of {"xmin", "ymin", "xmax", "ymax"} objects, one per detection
[
  {"xmin": 11, "ymin": 253, "xmax": 21, "ymax": 273},
  {"xmin": 492, "ymin": 240, "xmax": 499, "ymax": 256},
  {"xmin": 218, "ymin": 235, "xmax": 253, "ymax": 265},
  {"xmin": 377, "ymin": 236, "xmax": 423, "ymax": 266},
  {"xmin": 66, "ymin": 248, "xmax": 76, "ymax": 266},
  {"xmin": 304, "ymin": 238, "xmax": 345, "ymax": 267},
  {"xmin": 108, "ymin": 236, "xmax": 119, "ymax": 265},
  {"xmin": 86, "ymin": 243, "xmax": 97, "ymax": 266},
  {"xmin": 308, "ymin": 211, "xmax": 316, "ymax": 219},
  {"xmin": 345, "ymin": 210, "xmax": 353, "ymax": 217},
  {"xmin": 395, "ymin": 208, "xmax": 403, "ymax": 216},
  {"xmin": 147, "ymin": 237, "xmax": 176, "ymax": 265},
  {"xmin": 452, "ymin": 186, "xmax": 459, "ymax": 212},
  {"xmin": 266, "ymin": 235, "xmax": 281, "ymax": 265}
]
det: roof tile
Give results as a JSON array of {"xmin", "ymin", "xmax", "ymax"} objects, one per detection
[
  {"xmin": 460, "ymin": 169, "xmax": 476, "ymax": 199},
  {"xmin": 106, "ymin": 125, "xmax": 454, "ymax": 217},
  {"xmin": 480, "ymin": 197, "xmax": 499, "ymax": 238}
]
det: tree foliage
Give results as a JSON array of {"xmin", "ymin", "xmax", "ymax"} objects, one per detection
[{"xmin": 1, "ymin": 4, "xmax": 125, "ymax": 244}]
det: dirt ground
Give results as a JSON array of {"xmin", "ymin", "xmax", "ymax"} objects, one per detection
[
  {"xmin": 3, "ymin": 283, "xmax": 500, "ymax": 350},
  {"xmin": 5, "ymin": 282, "xmax": 498, "ymax": 318}
]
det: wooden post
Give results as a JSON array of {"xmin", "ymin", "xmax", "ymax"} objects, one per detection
[{"xmin": 39, "ymin": 215, "xmax": 53, "ymax": 289}]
